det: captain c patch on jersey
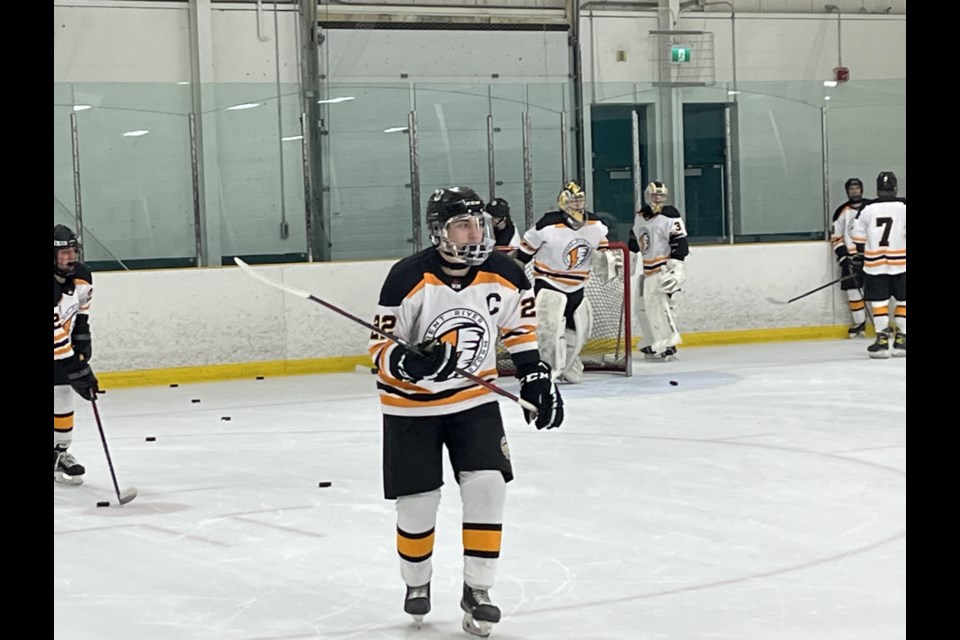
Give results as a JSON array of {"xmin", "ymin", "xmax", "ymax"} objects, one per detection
[
  {"xmin": 563, "ymin": 238, "xmax": 593, "ymax": 270},
  {"xmin": 424, "ymin": 308, "xmax": 492, "ymax": 374}
]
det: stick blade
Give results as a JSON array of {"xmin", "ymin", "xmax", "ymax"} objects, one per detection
[
  {"xmin": 118, "ymin": 488, "xmax": 138, "ymax": 505},
  {"xmin": 765, "ymin": 297, "xmax": 789, "ymax": 305}
]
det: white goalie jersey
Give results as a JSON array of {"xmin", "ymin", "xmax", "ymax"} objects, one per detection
[
  {"xmin": 517, "ymin": 212, "xmax": 611, "ymax": 294},
  {"xmin": 630, "ymin": 207, "xmax": 688, "ymax": 277}
]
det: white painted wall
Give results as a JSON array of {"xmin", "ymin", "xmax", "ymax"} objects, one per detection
[{"xmin": 92, "ymin": 242, "xmax": 845, "ymax": 373}]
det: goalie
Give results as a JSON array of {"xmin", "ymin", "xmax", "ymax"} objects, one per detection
[
  {"xmin": 516, "ymin": 181, "xmax": 621, "ymax": 383},
  {"xmin": 628, "ymin": 181, "xmax": 690, "ymax": 361}
]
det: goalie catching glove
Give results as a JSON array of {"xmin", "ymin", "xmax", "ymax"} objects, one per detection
[
  {"xmin": 389, "ymin": 339, "xmax": 459, "ymax": 383},
  {"xmin": 517, "ymin": 361, "xmax": 564, "ymax": 429},
  {"xmin": 658, "ymin": 258, "xmax": 687, "ymax": 294}
]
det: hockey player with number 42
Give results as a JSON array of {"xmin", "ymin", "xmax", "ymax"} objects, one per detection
[
  {"xmin": 628, "ymin": 181, "xmax": 690, "ymax": 361},
  {"xmin": 53, "ymin": 224, "xmax": 100, "ymax": 485},
  {"xmin": 369, "ymin": 186, "xmax": 564, "ymax": 637},
  {"xmin": 515, "ymin": 181, "xmax": 621, "ymax": 383}
]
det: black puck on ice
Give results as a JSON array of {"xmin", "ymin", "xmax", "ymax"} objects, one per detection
[
  {"xmin": 318, "ymin": 481, "xmax": 332, "ymax": 488},
  {"xmin": 145, "ymin": 436, "xmax": 156, "ymax": 442},
  {"xmin": 669, "ymin": 380, "xmax": 679, "ymax": 386},
  {"xmin": 221, "ymin": 416, "xmax": 231, "ymax": 421},
  {"xmin": 256, "ymin": 376, "xmax": 265, "ymax": 380},
  {"xmin": 191, "ymin": 398, "xmax": 201, "ymax": 403},
  {"xmin": 170, "ymin": 383, "xmax": 179, "ymax": 388},
  {"xmin": 96, "ymin": 501, "xmax": 109, "ymax": 507}
]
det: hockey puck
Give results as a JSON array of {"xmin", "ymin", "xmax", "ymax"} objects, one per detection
[
  {"xmin": 669, "ymin": 380, "xmax": 679, "ymax": 386},
  {"xmin": 96, "ymin": 501, "xmax": 109, "ymax": 507},
  {"xmin": 191, "ymin": 398, "xmax": 201, "ymax": 403},
  {"xmin": 256, "ymin": 376, "xmax": 265, "ymax": 380},
  {"xmin": 170, "ymin": 383, "xmax": 179, "ymax": 388},
  {"xmin": 145, "ymin": 436, "xmax": 156, "ymax": 442},
  {"xmin": 221, "ymin": 416, "xmax": 231, "ymax": 421},
  {"xmin": 318, "ymin": 481, "xmax": 332, "ymax": 488}
]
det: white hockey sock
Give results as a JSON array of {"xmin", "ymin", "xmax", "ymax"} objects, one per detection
[
  {"xmin": 396, "ymin": 489, "xmax": 441, "ymax": 587},
  {"xmin": 460, "ymin": 470, "xmax": 505, "ymax": 590}
]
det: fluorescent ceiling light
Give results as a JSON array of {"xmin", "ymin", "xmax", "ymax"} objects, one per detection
[
  {"xmin": 123, "ymin": 130, "xmax": 150, "ymax": 137},
  {"xmin": 176, "ymin": 81, "xmax": 190, "ymax": 85},
  {"xmin": 73, "ymin": 105, "xmax": 92, "ymax": 111},
  {"xmin": 281, "ymin": 135, "xmax": 303, "ymax": 142},
  {"xmin": 383, "ymin": 127, "xmax": 408, "ymax": 134},
  {"xmin": 317, "ymin": 96, "xmax": 355, "ymax": 104},
  {"xmin": 726, "ymin": 90, "xmax": 740, "ymax": 96},
  {"xmin": 227, "ymin": 102, "xmax": 261, "ymax": 111},
  {"xmin": 824, "ymin": 96, "xmax": 832, "ymax": 101},
  {"xmin": 823, "ymin": 80, "xmax": 838, "ymax": 87}
]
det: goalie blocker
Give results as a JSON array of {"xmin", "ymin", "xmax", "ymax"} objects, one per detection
[{"xmin": 495, "ymin": 242, "xmax": 632, "ymax": 377}]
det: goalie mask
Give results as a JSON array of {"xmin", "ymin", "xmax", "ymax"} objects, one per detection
[
  {"xmin": 844, "ymin": 177, "xmax": 864, "ymax": 203},
  {"xmin": 558, "ymin": 181, "xmax": 586, "ymax": 229},
  {"xmin": 876, "ymin": 171, "xmax": 898, "ymax": 197},
  {"xmin": 426, "ymin": 187, "xmax": 495, "ymax": 266},
  {"xmin": 54, "ymin": 224, "xmax": 82, "ymax": 278},
  {"xmin": 644, "ymin": 181, "xmax": 669, "ymax": 214}
]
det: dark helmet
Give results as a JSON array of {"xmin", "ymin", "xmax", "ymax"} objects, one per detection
[
  {"xmin": 844, "ymin": 177, "xmax": 864, "ymax": 203},
  {"xmin": 54, "ymin": 224, "xmax": 81, "ymax": 278},
  {"xmin": 426, "ymin": 187, "xmax": 495, "ymax": 266},
  {"xmin": 876, "ymin": 171, "xmax": 898, "ymax": 197},
  {"xmin": 485, "ymin": 197, "xmax": 511, "ymax": 221}
]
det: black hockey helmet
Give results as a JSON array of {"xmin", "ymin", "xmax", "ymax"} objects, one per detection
[
  {"xmin": 485, "ymin": 197, "xmax": 511, "ymax": 221},
  {"xmin": 844, "ymin": 177, "xmax": 864, "ymax": 202},
  {"xmin": 876, "ymin": 171, "xmax": 898, "ymax": 197},
  {"xmin": 426, "ymin": 187, "xmax": 495, "ymax": 266},
  {"xmin": 54, "ymin": 224, "xmax": 81, "ymax": 278}
]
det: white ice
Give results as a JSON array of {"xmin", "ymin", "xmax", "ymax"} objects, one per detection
[{"xmin": 54, "ymin": 339, "xmax": 906, "ymax": 640}]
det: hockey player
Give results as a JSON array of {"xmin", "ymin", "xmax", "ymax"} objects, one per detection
[
  {"xmin": 851, "ymin": 171, "xmax": 906, "ymax": 359},
  {"xmin": 628, "ymin": 181, "xmax": 690, "ymax": 361},
  {"xmin": 515, "ymin": 181, "xmax": 620, "ymax": 383},
  {"xmin": 831, "ymin": 177, "xmax": 870, "ymax": 337},
  {"xmin": 53, "ymin": 224, "xmax": 99, "ymax": 485},
  {"xmin": 369, "ymin": 186, "xmax": 563, "ymax": 637},
  {"xmin": 486, "ymin": 197, "xmax": 521, "ymax": 249}
]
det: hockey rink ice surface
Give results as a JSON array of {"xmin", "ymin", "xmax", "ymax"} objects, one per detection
[{"xmin": 54, "ymin": 339, "xmax": 906, "ymax": 640}]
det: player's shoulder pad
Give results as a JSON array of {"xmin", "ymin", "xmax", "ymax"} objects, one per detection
[
  {"xmin": 481, "ymin": 251, "xmax": 531, "ymax": 290},
  {"xmin": 53, "ymin": 278, "xmax": 63, "ymax": 305},
  {"xmin": 73, "ymin": 263, "xmax": 93, "ymax": 284},
  {"xmin": 661, "ymin": 205, "xmax": 683, "ymax": 219},
  {"xmin": 535, "ymin": 211, "xmax": 566, "ymax": 230},
  {"xmin": 832, "ymin": 203, "xmax": 847, "ymax": 222},
  {"xmin": 379, "ymin": 249, "xmax": 433, "ymax": 306}
]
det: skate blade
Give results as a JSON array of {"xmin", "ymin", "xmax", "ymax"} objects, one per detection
[
  {"xmin": 54, "ymin": 472, "xmax": 84, "ymax": 486},
  {"xmin": 892, "ymin": 350, "xmax": 906, "ymax": 357},
  {"xmin": 868, "ymin": 351, "xmax": 892, "ymax": 359},
  {"xmin": 410, "ymin": 614, "xmax": 424, "ymax": 629},
  {"xmin": 462, "ymin": 613, "xmax": 493, "ymax": 638}
]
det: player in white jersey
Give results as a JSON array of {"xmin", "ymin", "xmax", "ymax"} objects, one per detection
[
  {"xmin": 515, "ymin": 181, "xmax": 620, "ymax": 383},
  {"xmin": 851, "ymin": 171, "xmax": 906, "ymax": 358},
  {"xmin": 831, "ymin": 177, "xmax": 870, "ymax": 337},
  {"xmin": 53, "ymin": 225, "xmax": 99, "ymax": 485},
  {"xmin": 369, "ymin": 186, "xmax": 563, "ymax": 637},
  {"xmin": 628, "ymin": 181, "xmax": 690, "ymax": 361}
]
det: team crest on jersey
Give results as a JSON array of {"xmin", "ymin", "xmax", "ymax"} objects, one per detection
[
  {"xmin": 424, "ymin": 308, "xmax": 491, "ymax": 374},
  {"xmin": 500, "ymin": 436, "xmax": 511, "ymax": 461},
  {"xmin": 636, "ymin": 229, "xmax": 651, "ymax": 254},
  {"xmin": 563, "ymin": 238, "xmax": 593, "ymax": 269}
]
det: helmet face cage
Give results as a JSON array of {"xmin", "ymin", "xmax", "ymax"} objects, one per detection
[
  {"xmin": 876, "ymin": 171, "xmax": 898, "ymax": 196},
  {"xmin": 845, "ymin": 177, "xmax": 864, "ymax": 202},
  {"xmin": 558, "ymin": 181, "xmax": 586, "ymax": 229},
  {"xmin": 53, "ymin": 224, "xmax": 82, "ymax": 277},
  {"xmin": 427, "ymin": 188, "xmax": 495, "ymax": 266},
  {"xmin": 644, "ymin": 181, "xmax": 669, "ymax": 213}
]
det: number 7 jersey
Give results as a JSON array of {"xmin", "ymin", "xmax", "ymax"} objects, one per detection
[{"xmin": 852, "ymin": 197, "xmax": 906, "ymax": 275}]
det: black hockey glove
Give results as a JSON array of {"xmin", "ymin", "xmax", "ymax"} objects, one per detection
[
  {"xmin": 517, "ymin": 361, "xmax": 564, "ymax": 430},
  {"xmin": 73, "ymin": 314, "xmax": 92, "ymax": 361},
  {"xmin": 849, "ymin": 253, "xmax": 864, "ymax": 277},
  {"xmin": 65, "ymin": 355, "xmax": 100, "ymax": 401},
  {"xmin": 390, "ymin": 339, "xmax": 459, "ymax": 383}
]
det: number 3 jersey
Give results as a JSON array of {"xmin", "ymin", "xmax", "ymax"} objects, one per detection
[{"xmin": 369, "ymin": 249, "xmax": 540, "ymax": 417}]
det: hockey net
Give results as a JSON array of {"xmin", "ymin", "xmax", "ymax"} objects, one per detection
[{"xmin": 495, "ymin": 241, "xmax": 632, "ymax": 377}]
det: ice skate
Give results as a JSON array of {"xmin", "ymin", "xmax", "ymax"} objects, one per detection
[
  {"xmin": 847, "ymin": 321, "xmax": 866, "ymax": 338},
  {"xmin": 642, "ymin": 346, "xmax": 676, "ymax": 362},
  {"xmin": 892, "ymin": 330, "xmax": 906, "ymax": 357},
  {"xmin": 867, "ymin": 328, "xmax": 893, "ymax": 359},
  {"xmin": 54, "ymin": 448, "xmax": 85, "ymax": 485},
  {"xmin": 640, "ymin": 346, "xmax": 658, "ymax": 361},
  {"xmin": 461, "ymin": 582, "xmax": 500, "ymax": 637},
  {"xmin": 404, "ymin": 583, "xmax": 430, "ymax": 628}
]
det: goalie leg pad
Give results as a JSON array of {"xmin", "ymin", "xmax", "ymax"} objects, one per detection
[
  {"xmin": 642, "ymin": 273, "xmax": 682, "ymax": 352},
  {"xmin": 535, "ymin": 288, "xmax": 569, "ymax": 375},
  {"xmin": 633, "ymin": 276, "xmax": 656, "ymax": 350},
  {"xmin": 561, "ymin": 299, "xmax": 593, "ymax": 383}
]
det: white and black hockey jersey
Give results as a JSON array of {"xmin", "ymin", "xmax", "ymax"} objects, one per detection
[
  {"xmin": 628, "ymin": 205, "xmax": 689, "ymax": 276},
  {"xmin": 831, "ymin": 199, "xmax": 867, "ymax": 259},
  {"xmin": 369, "ymin": 249, "xmax": 539, "ymax": 417},
  {"xmin": 852, "ymin": 197, "xmax": 906, "ymax": 276},
  {"xmin": 516, "ymin": 211, "xmax": 610, "ymax": 294},
  {"xmin": 53, "ymin": 265, "xmax": 93, "ymax": 367}
]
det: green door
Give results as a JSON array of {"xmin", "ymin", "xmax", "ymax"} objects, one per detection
[
  {"xmin": 682, "ymin": 104, "xmax": 727, "ymax": 242},
  {"xmin": 590, "ymin": 105, "xmax": 648, "ymax": 243}
]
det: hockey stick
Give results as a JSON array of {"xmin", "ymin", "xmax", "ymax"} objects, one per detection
[
  {"xmin": 91, "ymin": 397, "xmax": 138, "ymax": 505},
  {"xmin": 766, "ymin": 273, "xmax": 858, "ymax": 305},
  {"xmin": 233, "ymin": 258, "xmax": 539, "ymax": 417}
]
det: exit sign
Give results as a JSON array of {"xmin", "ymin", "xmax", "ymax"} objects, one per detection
[{"xmin": 671, "ymin": 46, "xmax": 691, "ymax": 62}]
